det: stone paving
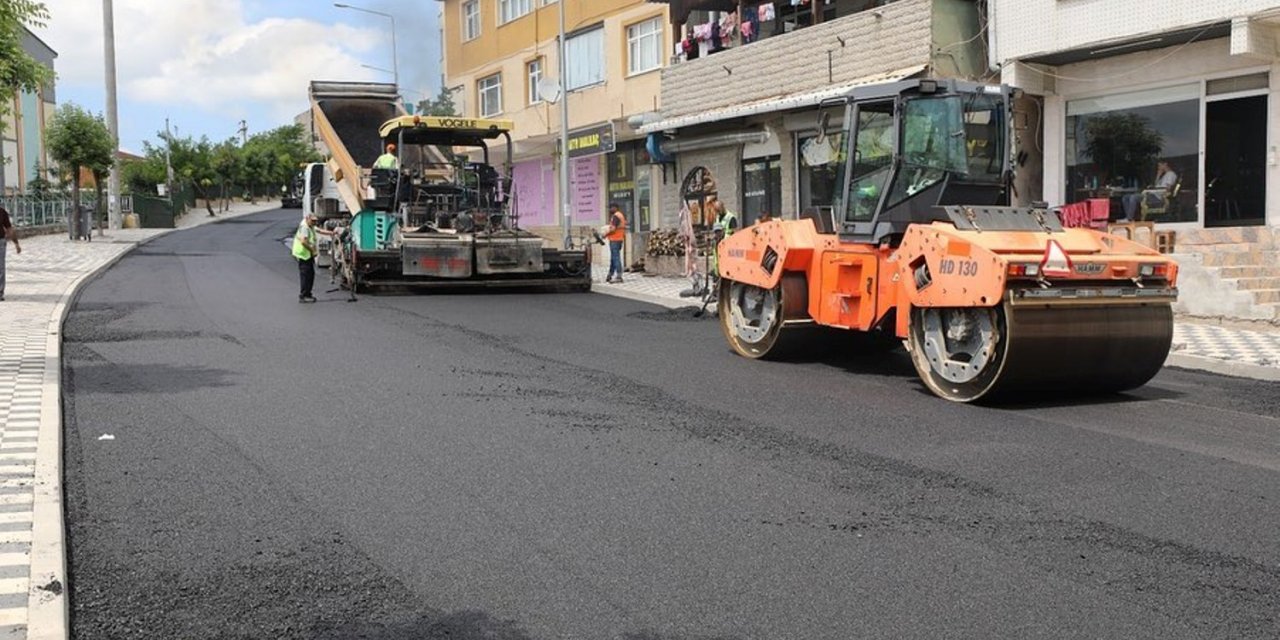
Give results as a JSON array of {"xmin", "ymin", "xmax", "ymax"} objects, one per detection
[{"xmin": 0, "ymin": 202, "xmax": 276, "ymax": 639}]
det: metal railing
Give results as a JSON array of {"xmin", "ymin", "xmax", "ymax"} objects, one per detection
[{"xmin": 1, "ymin": 194, "xmax": 99, "ymax": 228}]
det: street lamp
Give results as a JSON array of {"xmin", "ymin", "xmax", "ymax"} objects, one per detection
[
  {"xmin": 361, "ymin": 63, "xmax": 393, "ymax": 76},
  {"xmin": 334, "ymin": 3, "xmax": 398, "ymax": 88}
]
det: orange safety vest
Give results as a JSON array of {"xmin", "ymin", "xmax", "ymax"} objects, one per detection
[{"xmin": 607, "ymin": 211, "xmax": 627, "ymax": 242}]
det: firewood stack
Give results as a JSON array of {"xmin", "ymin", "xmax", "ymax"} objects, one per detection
[
  {"xmin": 645, "ymin": 229, "xmax": 687, "ymax": 256},
  {"xmin": 645, "ymin": 228, "xmax": 724, "ymax": 257}
]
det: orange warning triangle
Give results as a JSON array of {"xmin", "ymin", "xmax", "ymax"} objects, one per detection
[{"xmin": 1040, "ymin": 239, "xmax": 1073, "ymax": 277}]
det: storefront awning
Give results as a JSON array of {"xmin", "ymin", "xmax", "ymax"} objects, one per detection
[
  {"xmin": 637, "ymin": 64, "xmax": 927, "ymax": 135},
  {"xmin": 646, "ymin": 0, "xmax": 741, "ymax": 25}
]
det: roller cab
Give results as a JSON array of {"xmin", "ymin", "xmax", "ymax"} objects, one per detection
[{"xmin": 716, "ymin": 79, "xmax": 1179, "ymax": 403}]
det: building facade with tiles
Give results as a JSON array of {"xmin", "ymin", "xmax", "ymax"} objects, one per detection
[
  {"xmin": 438, "ymin": 0, "xmax": 672, "ymax": 264},
  {"xmin": 990, "ymin": 0, "xmax": 1280, "ymax": 321},
  {"xmin": 635, "ymin": 0, "xmax": 993, "ymax": 266},
  {"xmin": 1, "ymin": 27, "xmax": 57, "ymax": 196}
]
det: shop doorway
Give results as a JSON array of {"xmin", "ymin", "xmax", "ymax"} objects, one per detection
[{"xmin": 1205, "ymin": 95, "xmax": 1267, "ymax": 227}]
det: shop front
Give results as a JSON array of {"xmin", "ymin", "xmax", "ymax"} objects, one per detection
[{"xmin": 1038, "ymin": 39, "xmax": 1278, "ymax": 230}]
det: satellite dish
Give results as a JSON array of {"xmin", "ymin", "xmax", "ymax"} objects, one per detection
[{"xmin": 538, "ymin": 78, "xmax": 562, "ymax": 104}]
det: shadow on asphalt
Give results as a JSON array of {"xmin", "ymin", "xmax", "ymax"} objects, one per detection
[
  {"xmin": 313, "ymin": 612, "xmax": 747, "ymax": 640},
  {"xmin": 64, "ymin": 362, "xmax": 238, "ymax": 395},
  {"xmin": 312, "ymin": 610, "xmax": 535, "ymax": 640}
]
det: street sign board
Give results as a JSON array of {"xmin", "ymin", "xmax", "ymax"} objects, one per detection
[{"xmin": 566, "ymin": 122, "xmax": 616, "ymax": 159}]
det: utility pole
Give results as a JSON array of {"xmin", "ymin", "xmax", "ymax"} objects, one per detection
[
  {"xmin": 238, "ymin": 120, "xmax": 248, "ymax": 145},
  {"xmin": 164, "ymin": 117, "xmax": 174, "ymax": 206},
  {"xmin": 558, "ymin": 0, "xmax": 571, "ymax": 248},
  {"xmin": 103, "ymin": 0, "xmax": 121, "ymax": 229}
]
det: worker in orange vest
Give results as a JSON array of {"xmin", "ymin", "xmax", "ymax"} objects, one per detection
[{"xmin": 605, "ymin": 202, "xmax": 627, "ymax": 283}]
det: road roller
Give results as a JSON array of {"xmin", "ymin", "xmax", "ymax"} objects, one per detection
[{"xmin": 716, "ymin": 79, "xmax": 1178, "ymax": 402}]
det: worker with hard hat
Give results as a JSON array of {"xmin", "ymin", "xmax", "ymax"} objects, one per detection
[
  {"xmin": 292, "ymin": 211, "xmax": 337, "ymax": 303},
  {"xmin": 374, "ymin": 142, "xmax": 399, "ymax": 170}
]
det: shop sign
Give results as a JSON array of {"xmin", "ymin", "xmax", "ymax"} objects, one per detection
[{"xmin": 567, "ymin": 123, "xmax": 616, "ymax": 159}]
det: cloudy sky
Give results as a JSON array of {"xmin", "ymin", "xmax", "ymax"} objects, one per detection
[{"xmin": 34, "ymin": 0, "xmax": 442, "ymax": 154}]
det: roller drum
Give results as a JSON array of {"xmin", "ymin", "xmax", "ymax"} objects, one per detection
[{"xmin": 909, "ymin": 300, "xmax": 1174, "ymax": 402}]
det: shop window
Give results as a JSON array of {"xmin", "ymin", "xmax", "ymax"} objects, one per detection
[
  {"xmin": 742, "ymin": 156, "xmax": 781, "ymax": 225},
  {"xmin": 1066, "ymin": 85, "xmax": 1199, "ymax": 223}
]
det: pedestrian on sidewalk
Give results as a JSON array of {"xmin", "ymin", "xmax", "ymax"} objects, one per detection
[
  {"xmin": 0, "ymin": 206, "xmax": 20, "ymax": 301},
  {"xmin": 605, "ymin": 202, "xmax": 627, "ymax": 283},
  {"xmin": 292, "ymin": 212, "xmax": 335, "ymax": 303}
]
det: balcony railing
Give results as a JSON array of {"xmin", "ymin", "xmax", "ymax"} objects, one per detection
[{"xmin": 672, "ymin": 0, "xmax": 902, "ymax": 65}]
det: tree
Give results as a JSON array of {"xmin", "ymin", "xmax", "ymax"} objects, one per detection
[
  {"xmin": 415, "ymin": 87, "xmax": 458, "ymax": 117},
  {"xmin": 0, "ymin": 1, "xmax": 53, "ymax": 191},
  {"xmin": 211, "ymin": 138, "xmax": 241, "ymax": 212},
  {"xmin": 45, "ymin": 104, "xmax": 114, "ymax": 237},
  {"xmin": 238, "ymin": 124, "xmax": 319, "ymax": 200},
  {"xmin": 0, "ymin": 1, "xmax": 53, "ymax": 134},
  {"xmin": 1084, "ymin": 113, "xmax": 1164, "ymax": 187}
]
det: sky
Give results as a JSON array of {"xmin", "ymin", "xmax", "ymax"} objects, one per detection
[{"xmin": 34, "ymin": 0, "xmax": 443, "ymax": 155}]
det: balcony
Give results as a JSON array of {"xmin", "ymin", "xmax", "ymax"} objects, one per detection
[{"xmin": 658, "ymin": 0, "xmax": 940, "ymax": 120}]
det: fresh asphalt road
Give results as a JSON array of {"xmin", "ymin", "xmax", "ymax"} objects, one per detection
[{"xmin": 63, "ymin": 209, "xmax": 1279, "ymax": 639}]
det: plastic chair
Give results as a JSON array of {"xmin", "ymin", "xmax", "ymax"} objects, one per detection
[{"xmin": 1087, "ymin": 198, "xmax": 1110, "ymax": 230}]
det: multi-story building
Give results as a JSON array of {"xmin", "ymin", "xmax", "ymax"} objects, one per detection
[
  {"xmin": 638, "ymin": 0, "xmax": 992, "ymax": 235},
  {"xmin": 991, "ymin": 0, "xmax": 1280, "ymax": 320},
  {"xmin": 1, "ymin": 26, "xmax": 57, "ymax": 195},
  {"xmin": 438, "ymin": 0, "xmax": 672, "ymax": 256}
]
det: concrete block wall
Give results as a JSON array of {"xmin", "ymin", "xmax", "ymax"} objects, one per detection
[{"xmin": 658, "ymin": 0, "xmax": 933, "ymax": 119}]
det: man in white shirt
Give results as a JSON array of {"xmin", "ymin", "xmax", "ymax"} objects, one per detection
[{"xmin": 1122, "ymin": 161, "xmax": 1178, "ymax": 220}]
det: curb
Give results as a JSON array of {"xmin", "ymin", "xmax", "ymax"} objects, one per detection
[
  {"xmin": 590, "ymin": 283, "xmax": 701, "ymax": 310},
  {"xmin": 26, "ymin": 205, "xmax": 277, "ymax": 640},
  {"xmin": 1165, "ymin": 352, "xmax": 1280, "ymax": 382}
]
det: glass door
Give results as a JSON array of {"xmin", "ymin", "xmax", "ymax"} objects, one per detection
[{"xmin": 1205, "ymin": 94, "xmax": 1267, "ymax": 227}]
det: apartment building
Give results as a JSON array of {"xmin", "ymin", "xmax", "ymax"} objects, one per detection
[
  {"xmin": 1, "ymin": 27, "xmax": 57, "ymax": 195},
  {"xmin": 638, "ymin": 0, "xmax": 992, "ymax": 232},
  {"xmin": 439, "ymin": 0, "xmax": 672, "ymax": 252},
  {"xmin": 991, "ymin": 0, "xmax": 1280, "ymax": 320}
]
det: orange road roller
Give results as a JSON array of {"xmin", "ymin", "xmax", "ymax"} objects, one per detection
[{"xmin": 715, "ymin": 79, "xmax": 1178, "ymax": 402}]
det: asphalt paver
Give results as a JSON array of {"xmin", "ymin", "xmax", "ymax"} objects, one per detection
[{"xmin": 63, "ymin": 209, "xmax": 1280, "ymax": 639}]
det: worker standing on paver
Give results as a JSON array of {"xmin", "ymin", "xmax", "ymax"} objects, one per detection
[
  {"xmin": 0, "ymin": 205, "xmax": 21, "ymax": 301},
  {"xmin": 292, "ymin": 211, "xmax": 335, "ymax": 303},
  {"xmin": 374, "ymin": 143, "xmax": 399, "ymax": 170}
]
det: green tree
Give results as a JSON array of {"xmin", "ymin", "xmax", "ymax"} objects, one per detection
[
  {"xmin": 1084, "ymin": 113, "xmax": 1164, "ymax": 186},
  {"xmin": 415, "ymin": 87, "xmax": 458, "ymax": 117},
  {"xmin": 238, "ymin": 124, "xmax": 318, "ymax": 200},
  {"xmin": 45, "ymin": 104, "xmax": 114, "ymax": 235},
  {"xmin": 0, "ymin": 1, "xmax": 53, "ymax": 135},
  {"xmin": 211, "ymin": 138, "xmax": 241, "ymax": 212}
]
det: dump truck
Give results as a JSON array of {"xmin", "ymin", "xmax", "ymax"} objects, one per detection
[
  {"xmin": 716, "ymin": 79, "xmax": 1178, "ymax": 403},
  {"xmin": 329, "ymin": 115, "xmax": 592, "ymax": 291}
]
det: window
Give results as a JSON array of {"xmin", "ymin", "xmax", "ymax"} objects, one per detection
[
  {"xmin": 742, "ymin": 157, "xmax": 782, "ymax": 226},
  {"xmin": 565, "ymin": 27, "xmax": 605, "ymax": 90},
  {"xmin": 462, "ymin": 1, "xmax": 481, "ymax": 40},
  {"xmin": 1066, "ymin": 85, "xmax": 1200, "ymax": 223},
  {"xmin": 526, "ymin": 58, "xmax": 543, "ymax": 105},
  {"xmin": 626, "ymin": 17, "xmax": 662, "ymax": 75},
  {"xmin": 497, "ymin": 0, "xmax": 531, "ymax": 25},
  {"xmin": 478, "ymin": 73, "xmax": 502, "ymax": 117}
]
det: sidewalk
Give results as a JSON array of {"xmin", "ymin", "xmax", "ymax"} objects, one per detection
[
  {"xmin": 590, "ymin": 265, "xmax": 1280, "ymax": 382},
  {"xmin": 0, "ymin": 201, "xmax": 277, "ymax": 639}
]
